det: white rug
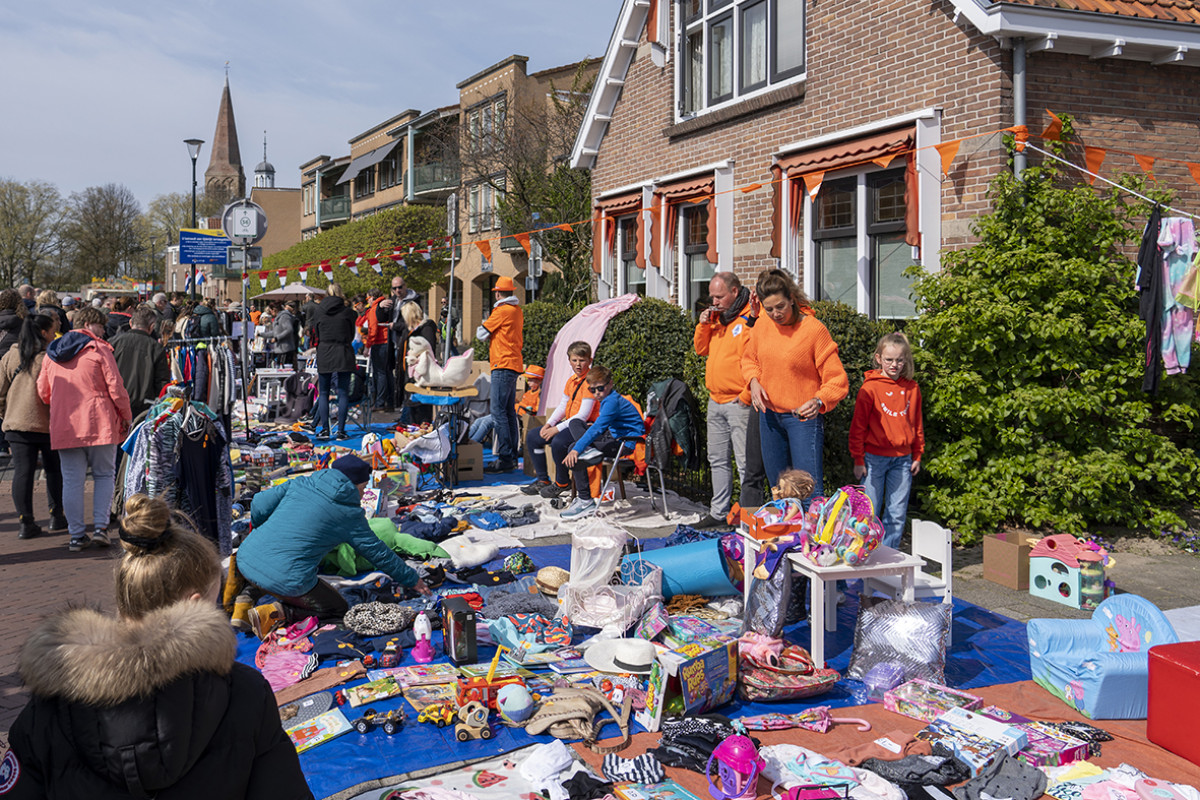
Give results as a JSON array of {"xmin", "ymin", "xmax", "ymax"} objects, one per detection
[{"xmin": 1165, "ymin": 604, "xmax": 1200, "ymax": 641}]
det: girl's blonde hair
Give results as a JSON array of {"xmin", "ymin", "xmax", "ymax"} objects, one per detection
[
  {"xmin": 115, "ymin": 494, "xmax": 220, "ymax": 619},
  {"xmin": 401, "ymin": 300, "xmax": 426, "ymax": 330},
  {"xmin": 327, "ymin": 282, "xmax": 345, "ymax": 299},
  {"xmin": 772, "ymin": 468, "xmax": 816, "ymax": 501},
  {"xmin": 875, "ymin": 332, "xmax": 915, "ymax": 380}
]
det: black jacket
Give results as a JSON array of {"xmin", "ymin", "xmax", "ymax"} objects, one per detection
[
  {"xmin": 105, "ymin": 310, "xmax": 132, "ymax": 340},
  {"xmin": 6, "ymin": 601, "xmax": 312, "ymax": 800},
  {"xmin": 312, "ymin": 296, "xmax": 357, "ymax": 374},
  {"xmin": 0, "ymin": 307, "xmax": 24, "ymax": 353},
  {"xmin": 38, "ymin": 304, "xmax": 70, "ymax": 334},
  {"xmin": 111, "ymin": 328, "xmax": 171, "ymax": 418}
]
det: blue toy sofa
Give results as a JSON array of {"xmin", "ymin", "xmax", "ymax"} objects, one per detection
[{"xmin": 1028, "ymin": 593, "xmax": 1179, "ymax": 719}]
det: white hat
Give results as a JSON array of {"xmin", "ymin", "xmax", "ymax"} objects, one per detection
[{"xmin": 583, "ymin": 638, "xmax": 658, "ymax": 675}]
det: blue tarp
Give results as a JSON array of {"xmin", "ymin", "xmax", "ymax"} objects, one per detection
[{"xmin": 237, "ymin": 545, "xmax": 1031, "ymax": 800}]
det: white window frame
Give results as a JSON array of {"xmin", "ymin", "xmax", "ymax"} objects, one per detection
[
  {"xmin": 615, "ymin": 215, "xmax": 644, "ymax": 296},
  {"xmin": 675, "ymin": 0, "xmax": 806, "ymax": 122}
]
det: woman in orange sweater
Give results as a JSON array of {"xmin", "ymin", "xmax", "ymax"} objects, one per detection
[{"xmin": 741, "ymin": 269, "xmax": 848, "ymax": 504}]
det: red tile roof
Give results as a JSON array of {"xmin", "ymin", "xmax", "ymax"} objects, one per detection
[{"xmin": 998, "ymin": 0, "xmax": 1200, "ymax": 22}]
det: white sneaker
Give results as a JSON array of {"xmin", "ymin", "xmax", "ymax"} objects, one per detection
[{"xmin": 561, "ymin": 497, "xmax": 598, "ymax": 520}]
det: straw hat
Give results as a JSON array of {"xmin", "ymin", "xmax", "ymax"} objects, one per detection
[{"xmin": 536, "ymin": 566, "xmax": 569, "ymax": 596}]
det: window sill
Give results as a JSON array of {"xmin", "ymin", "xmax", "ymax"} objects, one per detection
[{"xmin": 666, "ymin": 81, "xmax": 806, "ymax": 140}]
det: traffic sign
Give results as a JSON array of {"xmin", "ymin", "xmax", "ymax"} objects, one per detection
[{"xmin": 222, "ymin": 199, "xmax": 268, "ymax": 246}]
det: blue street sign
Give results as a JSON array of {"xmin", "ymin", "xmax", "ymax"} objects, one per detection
[{"xmin": 179, "ymin": 229, "xmax": 232, "ymax": 264}]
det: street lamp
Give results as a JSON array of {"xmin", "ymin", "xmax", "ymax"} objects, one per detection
[{"xmin": 184, "ymin": 138, "xmax": 204, "ymax": 300}]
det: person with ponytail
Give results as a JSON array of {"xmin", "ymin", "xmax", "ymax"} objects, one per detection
[
  {"xmin": 0, "ymin": 313, "xmax": 65, "ymax": 539},
  {"xmin": 5, "ymin": 494, "xmax": 313, "ymax": 800}
]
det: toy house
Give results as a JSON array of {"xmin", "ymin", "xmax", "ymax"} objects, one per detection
[{"xmin": 1029, "ymin": 535, "xmax": 1108, "ymax": 610}]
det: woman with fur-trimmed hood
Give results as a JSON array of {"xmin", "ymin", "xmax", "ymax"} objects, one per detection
[{"xmin": 3, "ymin": 495, "xmax": 312, "ymax": 800}]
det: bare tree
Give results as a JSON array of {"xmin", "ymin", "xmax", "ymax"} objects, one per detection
[
  {"xmin": 0, "ymin": 179, "xmax": 65, "ymax": 288},
  {"xmin": 460, "ymin": 60, "xmax": 597, "ymax": 307},
  {"xmin": 62, "ymin": 183, "xmax": 144, "ymax": 283}
]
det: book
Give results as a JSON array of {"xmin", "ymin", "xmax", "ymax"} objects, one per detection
[
  {"xmin": 367, "ymin": 663, "xmax": 458, "ymax": 687},
  {"xmin": 403, "ymin": 682, "xmax": 458, "ymax": 712},
  {"xmin": 345, "ymin": 676, "xmax": 404, "ymax": 708},
  {"xmin": 613, "ymin": 779, "xmax": 703, "ymax": 800},
  {"xmin": 286, "ymin": 708, "xmax": 352, "ymax": 753},
  {"xmin": 550, "ymin": 657, "xmax": 593, "ymax": 674}
]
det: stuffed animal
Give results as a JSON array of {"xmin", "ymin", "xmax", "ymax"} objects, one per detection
[{"xmin": 406, "ymin": 335, "xmax": 474, "ymax": 388}]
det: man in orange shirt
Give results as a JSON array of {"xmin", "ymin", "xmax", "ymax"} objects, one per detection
[
  {"xmin": 362, "ymin": 288, "xmax": 392, "ymax": 411},
  {"xmin": 694, "ymin": 271, "xmax": 757, "ymax": 528},
  {"xmin": 476, "ymin": 276, "xmax": 524, "ymax": 473}
]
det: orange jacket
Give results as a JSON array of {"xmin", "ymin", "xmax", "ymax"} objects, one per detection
[
  {"xmin": 694, "ymin": 310, "xmax": 754, "ymax": 404},
  {"xmin": 482, "ymin": 300, "xmax": 523, "ymax": 372},
  {"xmin": 848, "ymin": 370, "xmax": 924, "ymax": 465},
  {"xmin": 517, "ymin": 387, "xmax": 540, "ymax": 417},
  {"xmin": 362, "ymin": 298, "xmax": 390, "ymax": 347},
  {"xmin": 741, "ymin": 307, "xmax": 848, "ymax": 414}
]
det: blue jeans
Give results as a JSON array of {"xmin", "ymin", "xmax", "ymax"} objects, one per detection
[
  {"xmin": 490, "ymin": 368, "xmax": 519, "ymax": 463},
  {"xmin": 369, "ymin": 343, "xmax": 392, "ymax": 408},
  {"xmin": 469, "ymin": 414, "xmax": 495, "ymax": 443},
  {"xmin": 317, "ymin": 371, "xmax": 352, "ymax": 435},
  {"xmin": 759, "ymin": 410, "xmax": 824, "ymax": 505},
  {"xmin": 863, "ymin": 453, "xmax": 914, "ymax": 550}
]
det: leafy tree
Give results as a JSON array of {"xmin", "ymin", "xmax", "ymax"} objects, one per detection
[
  {"xmin": 908, "ymin": 129, "xmax": 1200, "ymax": 541},
  {"xmin": 61, "ymin": 183, "xmax": 143, "ymax": 285},
  {"xmin": 0, "ymin": 179, "xmax": 65, "ymax": 288},
  {"xmin": 261, "ymin": 205, "xmax": 449, "ymax": 297}
]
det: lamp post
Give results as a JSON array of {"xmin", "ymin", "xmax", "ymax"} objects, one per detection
[{"xmin": 184, "ymin": 138, "xmax": 204, "ymax": 300}]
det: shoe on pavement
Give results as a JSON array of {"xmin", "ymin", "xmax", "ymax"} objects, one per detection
[
  {"xmin": 18, "ymin": 517, "xmax": 42, "ymax": 539},
  {"xmin": 561, "ymin": 497, "xmax": 598, "ymax": 520},
  {"xmin": 68, "ymin": 534, "xmax": 91, "ymax": 552},
  {"xmin": 92, "ymin": 528, "xmax": 111, "ymax": 547},
  {"xmin": 48, "ymin": 513, "xmax": 68, "ymax": 532},
  {"xmin": 694, "ymin": 513, "xmax": 730, "ymax": 530},
  {"xmin": 483, "ymin": 460, "xmax": 517, "ymax": 474},
  {"xmin": 539, "ymin": 482, "xmax": 569, "ymax": 499},
  {"xmin": 521, "ymin": 479, "xmax": 551, "ymax": 496},
  {"xmin": 248, "ymin": 602, "xmax": 286, "ymax": 640}
]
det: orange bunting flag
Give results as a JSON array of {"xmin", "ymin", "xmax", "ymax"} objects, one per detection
[
  {"xmin": 1135, "ymin": 154, "xmax": 1156, "ymax": 181},
  {"xmin": 802, "ymin": 171, "xmax": 825, "ymax": 201},
  {"xmin": 276, "ymin": 267, "xmax": 288, "ymax": 287},
  {"xmin": 553, "ymin": 223, "xmax": 574, "ymax": 232},
  {"xmin": 740, "ymin": 183, "xmax": 763, "ymax": 193},
  {"xmin": 1188, "ymin": 163, "xmax": 1200, "ymax": 188},
  {"xmin": 873, "ymin": 154, "xmax": 897, "ymax": 169},
  {"xmin": 258, "ymin": 271, "xmax": 268, "ymax": 290},
  {"xmin": 1010, "ymin": 124, "xmax": 1029, "ymax": 153},
  {"xmin": 1083, "ymin": 147, "xmax": 1107, "ymax": 184},
  {"xmin": 514, "ymin": 232, "xmax": 532, "ymax": 255},
  {"xmin": 1042, "ymin": 110, "xmax": 1064, "ymax": 141},
  {"xmin": 935, "ymin": 140, "xmax": 961, "ymax": 177},
  {"xmin": 476, "ymin": 240, "xmax": 492, "ymax": 263}
]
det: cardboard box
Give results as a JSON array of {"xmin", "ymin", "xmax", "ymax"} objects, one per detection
[
  {"xmin": 456, "ymin": 442, "xmax": 484, "ymax": 482},
  {"xmin": 637, "ymin": 638, "xmax": 738, "ymax": 732},
  {"xmin": 983, "ymin": 531, "xmax": 1037, "ymax": 590},
  {"xmin": 523, "ymin": 415, "xmax": 546, "ymax": 478},
  {"xmin": 916, "ymin": 706, "xmax": 1028, "ymax": 777},
  {"xmin": 977, "ymin": 706, "xmax": 1089, "ymax": 767}
]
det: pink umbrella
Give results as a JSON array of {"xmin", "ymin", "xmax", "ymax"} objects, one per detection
[{"xmin": 738, "ymin": 706, "xmax": 871, "ymax": 733}]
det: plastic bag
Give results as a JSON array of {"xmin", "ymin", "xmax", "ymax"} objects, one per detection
[{"xmin": 742, "ymin": 556, "xmax": 792, "ymax": 637}]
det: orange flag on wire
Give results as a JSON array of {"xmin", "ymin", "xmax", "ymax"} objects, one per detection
[
  {"xmin": 514, "ymin": 232, "xmax": 532, "ymax": 255},
  {"xmin": 1009, "ymin": 124, "xmax": 1029, "ymax": 152},
  {"xmin": 873, "ymin": 154, "xmax": 898, "ymax": 169},
  {"xmin": 1187, "ymin": 163, "xmax": 1200, "ymax": 188},
  {"xmin": 476, "ymin": 240, "xmax": 492, "ymax": 263},
  {"xmin": 802, "ymin": 172, "xmax": 825, "ymax": 201},
  {"xmin": 1135, "ymin": 154, "xmax": 1156, "ymax": 181},
  {"xmin": 1083, "ymin": 147, "xmax": 1106, "ymax": 184},
  {"xmin": 552, "ymin": 223, "xmax": 574, "ymax": 232},
  {"xmin": 740, "ymin": 183, "xmax": 763, "ymax": 193},
  {"xmin": 1042, "ymin": 110, "xmax": 1064, "ymax": 141},
  {"xmin": 935, "ymin": 141, "xmax": 961, "ymax": 177}
]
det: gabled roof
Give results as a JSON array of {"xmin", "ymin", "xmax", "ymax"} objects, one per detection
[
  {"xmin": 951, "ymin": 0, "xmax": 1200, "ymax": 62},
  {"xmin": 570, "ymin": 0, "xmax": 650, "ymax": 170}
]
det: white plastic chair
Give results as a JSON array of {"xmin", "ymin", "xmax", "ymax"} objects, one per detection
[{"xmin": 864, "ymin": 519, "xmax": 955, "ymax": 605}]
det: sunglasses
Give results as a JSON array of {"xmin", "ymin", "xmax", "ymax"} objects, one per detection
[{"xmin": 588, "ymin": 384, "xmax": 609, "ymax": 393}]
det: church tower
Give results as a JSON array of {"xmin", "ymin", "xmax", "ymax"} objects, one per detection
[
  {"xmin": 204, "ymin": 74, "xmax": 246, "ymax": 205},
  {"xmin": 253, "ymin": 132, "xmax": 276, "ymax": 189}
]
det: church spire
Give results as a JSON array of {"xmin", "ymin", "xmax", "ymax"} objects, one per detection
[
  {"xmin": 205, "ymin": 69, "xmax": 245, "ymax": 205},
  {"xmin": 254, "ymin": 131, "xmax": 276, "ymax": 189}
]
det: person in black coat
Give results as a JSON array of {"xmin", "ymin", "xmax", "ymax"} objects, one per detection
[
  {"xmin": 5, "ymin": 494, "xmax": 312, "ymax": 800},
  {"xmin": 111, "ymin": 306, "xmax": 171, "ymax": 419},
  {"xmin": 312, "ymin": 284, "xmax": 357, "ymax": 440}
]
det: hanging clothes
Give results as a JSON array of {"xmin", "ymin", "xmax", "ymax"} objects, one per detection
[
  {"xmin": 1136, "ymin": 206, "xmax": 1164, "ymax": 394},
  {"xmin": 1157, "ymin": 216, "xmax": 1198, "ymax": 374}
]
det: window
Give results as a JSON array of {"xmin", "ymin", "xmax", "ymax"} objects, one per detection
[
  {"xmin": 678, "ymin": 0, "xmax": 804, "ymax": 116},
  {"xmin": 379, "ymin": 151, "xmax": 401, "ymax": 190},
  {"xmin": 467, "ymin": 94, "xmax": 507, "ymax": 153},
  {"xmin": 354, "ymin": 166, "xmax": 375, "ymax": 199},
  {"xmin": 302, "ymin": 185, "xmax": 314, "ymax": 215},
  {"xmin": 811, "ymin": 168, "xmax": 917, "ymax": 318},
  {"xmin": 468, "ymin": 185, "xmax": 480, "ymax": 234},
  {"xmin": 682, "ymin": 203, "xmax": 716, "ymax": 317},
  {"xmin": 468, "ymin": 177, "xmax": 504, "ymax": 232},
  {"xmin": 618, "ymin": 216, "xmax": 644, "ymax": 296}
]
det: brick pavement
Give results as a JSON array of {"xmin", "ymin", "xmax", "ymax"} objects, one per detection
[{"xmin": 0, "ymin": 471, "xmax": 117, "ymax": 749}]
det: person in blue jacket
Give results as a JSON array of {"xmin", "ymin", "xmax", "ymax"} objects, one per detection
[
  {"xmin": 559, "ymin": 366, "xmax": 645, "ymax": 521},
  {"xmin": 235, "ymin": 454, "xmax": 429, "ymax": 636}
]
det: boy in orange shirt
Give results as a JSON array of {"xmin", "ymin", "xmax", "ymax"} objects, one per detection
[
  {"xmin": 521, "ymin": 341, "xmax": 599, "ymax": 497},
  {"xmin": 477, "ymin": 276, "xmax": 524, "ymax": 472}
]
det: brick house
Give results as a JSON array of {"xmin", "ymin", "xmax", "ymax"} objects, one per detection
[{"xmin": 571, "ymin": 0, "xmax": 1200, "ymax": 320}]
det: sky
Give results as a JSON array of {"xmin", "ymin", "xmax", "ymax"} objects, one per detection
[{"xmin": 0, "ymin": 0, "xmax": 622, "ymax": 209}]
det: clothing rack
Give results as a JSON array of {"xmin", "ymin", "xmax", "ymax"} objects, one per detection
[
  {"xmin": 165, "ymin": 337, "xmax": 252, "ymax": 440},
  {"xmin": 166, "ymin": 335, "xmax": 230, "ymax": 346}
]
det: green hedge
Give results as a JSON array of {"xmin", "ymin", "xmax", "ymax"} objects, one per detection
[{"xmin": 595, "ymin": 298, "xmax": 705, "ymax": 405}]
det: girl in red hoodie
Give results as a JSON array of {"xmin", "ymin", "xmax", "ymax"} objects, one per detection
[{"xmin": 848, "ymin": 332, "xmax": 924, "ymax": 551}]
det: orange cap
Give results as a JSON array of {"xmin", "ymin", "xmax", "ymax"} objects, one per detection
[
  {"xmin": 523, "ymin": 365, "xmax": 545, "ymax": 380},
  {"xmin": 493, "ymin": 276, "xmax": 516, "ymax": 292}
]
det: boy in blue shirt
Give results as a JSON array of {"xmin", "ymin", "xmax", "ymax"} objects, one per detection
[{"xmin": 560, "ymin": 366, "xmax": 645, "ymax": 520}]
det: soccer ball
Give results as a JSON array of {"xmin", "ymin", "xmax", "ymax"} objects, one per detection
[{"xmin": 496, "ymin": 683, "xmax": 535, "ymax": 724}]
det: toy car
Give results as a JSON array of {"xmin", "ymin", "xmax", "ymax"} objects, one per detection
[
  {"xmin": 379, "ymin": 642, "xmax": 401, "ymax": 668},
  {"xmin": 352, "ymin": 708, "xmax": 406, "ymax": 735},
  {"xmin": 417, "ymin": 702, "xmax": 456, "ymax": 728},
  {"xmin": 455, "ymin": 700, "xmax": 492, "ymax": 741},
  {"xmin": 456, "ymin": 674, "xmax": 525, "ymax": 711}
]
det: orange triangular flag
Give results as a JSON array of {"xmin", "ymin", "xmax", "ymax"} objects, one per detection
[
  {"xmin": 1187, "ymin": 163, "xmax": 1200, "ymax": 188},
  {"xmin": 553, "ymin": 223, "xmax": 574, "ymax": 232},
  {"xmin": 802, "ymin": 171, "xmax": 825, "ymax": 201},
  {"xmin": 740, "ymin": 182, "xmax": 763, "ymax": 193},
  {"xmin": 1134, "ymin": 154, "xmax": 1156, "ymax": 181},
  {"xmin": 1009, "ymin": 124, "xmax": 1029, "ymax": 152},
  {"xmin": 1083, "ymin": 147, "xmax": 1106, "ymax": 185},
  {"xmin": 514, "ymin": 232, "xmax": 532, "ymax": 255},
  {"xmin": 873, "ymin": 153, "xmax": 898, "ymax": 169},
  {"xmin": 475, "ymin": 240, "xmax": 492, "ymax": 263},
  {"xmin": 935, "ymin": 141, "xmax": 961, "ymax": 177},
  {"xmin": 1042, "ymin": 110, "xmax": 1063, "ymax": 141}
]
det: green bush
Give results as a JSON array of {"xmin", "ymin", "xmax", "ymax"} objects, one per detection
[
  {"xmin": 596, "ymin": 298, "xmax": 701, "ymax": 404},
  {"xmin": 521, "ymin": 301, "xmax": 578, "ymax": 368},
  {"xmin": 810, "ymin": 301, "xmax": 893, "ymax": 493},
  {"xmin": 908, "ymin": 131, "xmax": 1200, "ymax": 542}
]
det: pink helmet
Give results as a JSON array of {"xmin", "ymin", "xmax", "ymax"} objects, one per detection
[{"xmin": 706, "ymin": 734, "xmax": 764, "ymax": 800}]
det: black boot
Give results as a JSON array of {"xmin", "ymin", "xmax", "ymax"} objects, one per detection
[
  {"xmin": 49, "ymin": 510, "xmax": 68, "ymax": 532},
  {"xmin": 19, "ymin": 516, "xmax": 43, "ymax": 539}
]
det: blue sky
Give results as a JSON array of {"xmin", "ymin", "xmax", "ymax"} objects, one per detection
[{"xmin": 0, "ymin": 0, "xmax": 621, "ymax": 207}]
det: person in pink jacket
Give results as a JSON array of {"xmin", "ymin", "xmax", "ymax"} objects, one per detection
[{"xmin": 37, "ymin": 305, "xmax": 132, "ymax": 552}]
